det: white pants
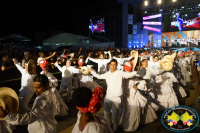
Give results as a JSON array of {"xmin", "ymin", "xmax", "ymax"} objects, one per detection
[
  {"xmin": 59, "ymin": 85, "xmax": 72, "ymax": 102},
  {"xmin": 104, "ymin": 97, "xmax": 121, "ymax": 132},
  {"xmin": 18, "ymin": 87, "xmax": 34, "ymax": 113}
]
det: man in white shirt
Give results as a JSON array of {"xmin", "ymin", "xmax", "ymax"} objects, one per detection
[
  {"xmin": 13, "ymin": 59, "xmax": 36, "ymax": 113},
  {"xmin": 88, "ymin": 59, "xmax": 146, "ymax": 132},
  {"xmin": 55, "ymin": 59, "xmax": 81, "ymax": 103},
  {"xmin": 0, "ymin": 74, "xmax": 57, "ymax": 133}
]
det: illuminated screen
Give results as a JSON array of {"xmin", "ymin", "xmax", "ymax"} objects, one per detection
[
  {"xmin": 89, "ymin": 18, "xmax": 105, "ymax": 33},
  {"xmin": 170, "ymin": 13, "xmax": 200, "ymax": 31},
  {"xmin": 195, "ymin": 61, "xmax": 200, "ymax": 67}
]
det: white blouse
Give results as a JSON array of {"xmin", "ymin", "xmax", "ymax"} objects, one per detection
[
  {"xmin": 72, "ymin": 112, "xmax": 113, "ymax": 133},
  {"xmin": 5, "ymin": 89, "xmax": 57, "ymax": 133}
]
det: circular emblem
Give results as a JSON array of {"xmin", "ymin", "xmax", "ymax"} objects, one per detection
[{"xmin": 161, "ymin": 105, "xmax": 199, "ymax": 132}]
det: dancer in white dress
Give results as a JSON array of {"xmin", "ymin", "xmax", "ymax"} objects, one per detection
[
  {"xmin": 55, "ymin": 59, "xmax": 81, "ymax": 102},
  {"xmin": 13, "ymin": 59, "xmax": 36, "ymax": 113},
  {"xmin": 112, "ymin": 52, "xmax": 133, "ymax": 70},
  {"xmin": 121, "ymin": 73, "xmax": 147, "ymax": 131},
  {"xmin": 73, "ymin": 66, "xmax": 102, "ymax": 92},
  {"xmin": 153, "ymin": 71, "xmax": 179, "ymax": 111},
  {"xmin": 86, "ymin": 51, "xmax": 111, "ymax": 91},
  {"xmin": 40, "ymin": 60, "xmax": 68, "ymax": 116},
  {"xmin": 71, "ymin": 87, "xmax": 113, "ymax": 133},
  {"xmin": 121, "ymin": 61, "xmax": 158, "ymax": 132}
]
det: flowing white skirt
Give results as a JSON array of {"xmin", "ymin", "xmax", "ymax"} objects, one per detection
[
  {"xmin": 155, "ymin": 91, "xmax": 179, "ymax": 111},
  {"xmin": 51, "ymin": 88, "xmax": 68, "ymax": 116}
]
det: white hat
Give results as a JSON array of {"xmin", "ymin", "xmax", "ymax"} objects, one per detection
[
  {"xmin": 0, "ymin": 87, "xmax": 19, "ymax": 120},
  {"xmin": 24, "ymin": 51, "xmax": 29, "ymax": 56},
  {"xmin": 81, "ymin": 66, "xmax": 90, "ymax": 75},
  {"xmin": 160, "ymin": 58, "xmax": 173, "ymax": 71}
]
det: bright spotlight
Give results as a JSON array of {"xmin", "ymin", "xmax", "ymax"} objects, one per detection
[
  {"xmin": 158, "ymin": 0, "xmax": 161, "ymax": 4},
  {"xmin": 172, "ymin": 0, "xmax": 176, "ymax": 2},
  {"xmin": 182, "ymin": 7, "xmax": 184, "ymax": 8},
  {"xmin": 185, "ymin": 14, "xmax": 187, "ymax": 16},
  {"xmin": 173, "ymin": 15, "xmax": 175, "ymax": 18},
  {"xmin": 144, "ymin": 1, "xmax": 148, "ymax": 6},
  {"xmin": 145, "ymin": 11, "xmax": 147, "ymax": 13}
]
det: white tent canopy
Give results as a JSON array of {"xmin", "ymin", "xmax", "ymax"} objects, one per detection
[
  {"xmin": 43, "ymin": 33, "xmax": 92, "ymax": 46},
  {"xmin": 43, "ymin": 33, "xmax": 114, "ymax": 50}
]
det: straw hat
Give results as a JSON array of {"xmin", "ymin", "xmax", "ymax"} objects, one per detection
[
  {"xmin": 0, "ymin": 87, "xmax": 19, "ymax": 120},
  {"xmin": 81, "ymin": 66, "xmax": 90, "ymax": 75},
  {"xmin": 28, "ymin": 59, "xmax": 36, "ymax": 75},
  {"xmin": 163, "ymin": 52, "xmax": 176, "ymax": 62},
  {"xmin": 160, "ymin": 58, "xmax": 173, "ymax": 71},
  {"xmin": 130, "ymin": 50, "xmax": 138, "ymax": 70}
]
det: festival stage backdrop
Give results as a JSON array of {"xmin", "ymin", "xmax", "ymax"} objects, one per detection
[
  {"xmin": 89, "ymin": 18, "xmax": 105, "ymax": 33},
  {"xmin": 170, "ymin": 12, "xmax": 200, "ymax": 31},
  {"xmin": 161, "ymin": 30, "xmax": 200, "ymax": 47}
]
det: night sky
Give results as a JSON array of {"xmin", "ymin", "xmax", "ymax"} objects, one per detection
[{"xmin": 0, "ymin": 1, "xmax": 106, "ymax": 40}]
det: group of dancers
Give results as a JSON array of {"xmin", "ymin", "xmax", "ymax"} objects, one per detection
[{"xmin": 0, "ymin": 47, "xmax": 199, "ymax": 133}]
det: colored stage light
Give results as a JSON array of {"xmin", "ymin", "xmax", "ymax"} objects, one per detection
[
  {"xmin": 143, "ymin": 26, "xmax": 161, "ymax": 32},
  {"xmin": 143, "ymin": 14, "xmax": 162, "ymax": 20},
  {"xmin": 144, "ymin": 1, "xmax": 148, "ymax": 6},
  {"xmin": 143, "ymin": 21, "xmax": 162, "ymax": 25}
]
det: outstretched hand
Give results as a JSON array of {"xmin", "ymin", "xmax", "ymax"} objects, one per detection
[
  {"xmin": 12, "ymin": 58, "xmax": 18, "ymax": 65},
  {"xmin": 53, "ymin": 52, "xmax": 56, "ymax": 56}
]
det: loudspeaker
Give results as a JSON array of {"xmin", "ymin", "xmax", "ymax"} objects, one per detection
[
  {"xmin": 140, "ymin": 24, "xmax": 144, "ymax": 31},
  {"xmin": 128, "ymin": 29, "xmax": 133, "ymax": 34},
  {"xmin": 128, "ymin": 24, "xmax": 133, "ymax": 29}
]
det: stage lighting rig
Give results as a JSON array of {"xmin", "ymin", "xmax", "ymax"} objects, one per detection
[
  {"xmin": 141, "ymin": 0, "xmax": 200, "ymax": 15},
  {"xmin": 144, "ymin": 1, "xmax": 148, "ymax": 6}
]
